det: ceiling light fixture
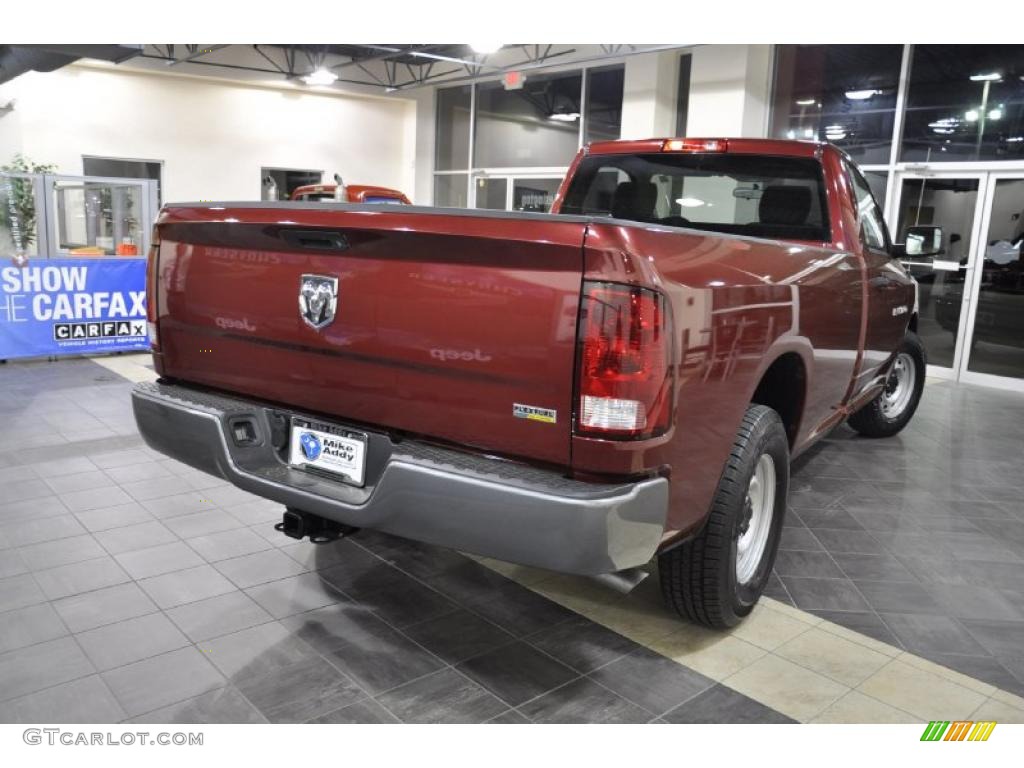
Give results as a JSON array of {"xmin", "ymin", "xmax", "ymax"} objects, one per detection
[
  {"xmin": 676, "ymin": 197, "xmax": 706, "ymax": 208},
  {"xmin": 844, "ymin": 89, "xmax": 882, "ymax": 100},
  {"xmin": 970, "ymin": 72, "xmax": 1002, "ymax": 82},
  {"xmin": 988, "ymin": 108, "xmax": 1003, "ymax": 120},
  {"xmin": 302, "ymin": 68, "xmax": 337, "ymax": 86},
  {"xmin": 548, "ymin": 112, "xmax": 580, "ymax": 122},
  {"xmin": 825, "ymin": 124, "xmax": 847, "ymax": 141},
  {"xmin": 795, "ymin": 98, "xmax": 816, "ymax": 106},
  {"xmin": 965, "ymin": 109, "xmax": 980, "ymax": 122},
  {"xmin": 470, "ymin": 43, "xmax": 503, "ymax": 54}
]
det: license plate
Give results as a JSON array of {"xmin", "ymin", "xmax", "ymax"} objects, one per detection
[{"xmin": 288, "ymin": 418, "xmax": 367, "ymax": 487}]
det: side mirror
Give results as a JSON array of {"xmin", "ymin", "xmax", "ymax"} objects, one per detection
[{"xmin": 902, "ymin": 225, "xmax": 944, "ymax": 257}]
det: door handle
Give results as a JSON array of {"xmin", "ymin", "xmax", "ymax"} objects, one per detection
[{"xmin": 280, "ymin": 230, "xmax": 350, "ymax": 251}]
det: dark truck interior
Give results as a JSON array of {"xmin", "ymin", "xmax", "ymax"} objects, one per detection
[{"xmin": 560, "ymin": 153, "xmax": 832, "ymax": 242}]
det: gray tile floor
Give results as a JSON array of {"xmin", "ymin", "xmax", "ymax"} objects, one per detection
[
  {"xmin": 0, "ymin": 357, "xmax": 789, "ymax": 724},
  {"xmin": 768, "ymin": 380, "xmax": 1024, "ymax": 697}
]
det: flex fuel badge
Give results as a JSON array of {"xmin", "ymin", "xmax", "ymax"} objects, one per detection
[{"xmin": 513, "ymin": 403, "xmax": 557, "ymax": 424}]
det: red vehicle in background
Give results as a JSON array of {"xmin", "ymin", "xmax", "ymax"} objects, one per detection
[{"xmin": 290, "ymin": 175, "xmax": 411, "ymax": 205}]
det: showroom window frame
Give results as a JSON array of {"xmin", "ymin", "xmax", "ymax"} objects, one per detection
[
  {"xmin": 770, "ymin": 44, "xmax": 1024, "ymax": 228},
  {"xmin": 82, "ymin": 155, "xmax": 165, "ymax": 206},
  {"xmin": 432, "ymin": 62, "xmax": 626, "ymax": 210},
  {"xmin": 770, "ymin": 43, "xmax": 1024, "ymax": 394}
]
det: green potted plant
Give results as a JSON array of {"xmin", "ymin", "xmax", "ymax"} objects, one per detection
[{"xmin": 2, "ymin": 154, "xmax": 57, "ymax": 264}]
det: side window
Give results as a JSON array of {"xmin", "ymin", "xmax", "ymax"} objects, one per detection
[{"xmin": 846, "ymin": 164, "xmax": 889, "ymax": 253}]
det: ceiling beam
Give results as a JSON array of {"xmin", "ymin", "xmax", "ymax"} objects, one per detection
[
  {"xmin": 328, "ymin": 44, "xmax": 433, "ymax": 71},
  {"xmin": 169, "ymin": 44, "xmax": 228, "ymax": 67},
  {"xmin": 388, "ymin": 43, "xmax": 691, "ymax": 91},
  {"xmin": 134, "ymin": 53, "xmax": 382, "ymax": 89},
  {"xmin": 252, "ymin": 44, "xmax": 288, "ymax": 74}
]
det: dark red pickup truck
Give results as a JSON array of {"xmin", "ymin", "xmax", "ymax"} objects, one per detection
[{"xmin": 133, "ymin": 137, "xmax": 925, "ymax": 628}]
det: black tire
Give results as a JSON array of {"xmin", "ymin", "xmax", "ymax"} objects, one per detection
[
  {"xmin": 658, "ymin": 405, "xmax": 789, "ymax": 629},
  {"xmin": 847, "ymin": 331, "xmax": 926, "ymax": 438}
]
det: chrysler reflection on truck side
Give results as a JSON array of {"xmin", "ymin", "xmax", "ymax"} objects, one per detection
[{"xmin": 133, "ymin": 138, "xmax": 926, "ymax": 628}]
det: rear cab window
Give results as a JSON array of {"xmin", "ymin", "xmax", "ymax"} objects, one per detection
[{"xmin": 560, "ymin": 152, "xmax": 831, "ymax": 243}]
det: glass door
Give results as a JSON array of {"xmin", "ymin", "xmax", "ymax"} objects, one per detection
[
  {"xmin": 511, "ymin": 177, "xmax": 562, "ymax": 213},
  {"xmin": 473, "ymin": 176, "xmax": 508, "ymax": 210},
  {"xmin": 961, "ymin": 175, "xmax": 1024, "ymax": 390},
  {"xmin": 891, "ymin": 173, "xmax": 987, "ymax": 378},
  {"xmin": 472, "ymin": 175, "xmax": 564, "ymax": 213}
]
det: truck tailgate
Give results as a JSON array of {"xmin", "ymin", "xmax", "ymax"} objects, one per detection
[{"xmin": 154, "ymin": 205, "xmax": 586, "ymax": 466}]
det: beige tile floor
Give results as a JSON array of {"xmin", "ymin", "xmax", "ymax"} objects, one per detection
[
  {"xmin": 474, "ymin": 556, "xmax": 1024, "ymax": 724},
  {"xmin": 92, "ymin": 354, "xmax": 157, "ymax": 383},
  {"xmin": 107, "ymin": 355, "xmax": 1024, "ymax": 724}
]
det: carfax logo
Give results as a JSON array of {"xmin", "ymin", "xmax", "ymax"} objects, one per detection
[
  {"xmin": 299, "ymin": 432, "xmax": 322, "ymax": 461},
  {"xmin": 920, "ymin": 721, "xmax": 997, "ymax": 741},
  {"xmin": 54, "ymin": 321, "xmax": 146, "ymax": 341}
]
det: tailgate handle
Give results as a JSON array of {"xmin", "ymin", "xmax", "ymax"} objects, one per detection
[{"xmin": 281, "ymin": 230, "xmax": 349, "ymax": 251}]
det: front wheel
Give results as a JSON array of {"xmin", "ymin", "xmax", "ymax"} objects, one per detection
[
  {"xmin": 847, "ymin": 331, "xmax": 926, "ymax": 438},
  {"xmin": 658, "ymin": 405, "xmax": 789, "ymax": 629}
]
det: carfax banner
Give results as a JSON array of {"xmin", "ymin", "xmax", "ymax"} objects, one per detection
[{"xmin": 0, "ymin": 258, "xmax": 149, "ymax": 360}]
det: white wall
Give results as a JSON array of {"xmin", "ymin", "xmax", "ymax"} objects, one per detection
[
  {"xmin": 621, "ymin": 51, "xmax": 678, "ymax": 139},
  {"xmin": 687, "ymin": 45, "xmax": 772, "ymax": 138},
  {"xmin": 0, "ymin": 64, "xmax": 417, "ymax": 203}
]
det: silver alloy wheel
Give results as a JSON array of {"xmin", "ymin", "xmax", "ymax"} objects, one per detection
[
  {"xmin": 880, "ymin": 352, "xmax": 916, "ymax": 419},
  {"xmin": 735, "ymin": 453, "xmax": 776, "ymax": 585}
]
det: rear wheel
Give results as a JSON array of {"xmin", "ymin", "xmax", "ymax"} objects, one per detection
[
  {"xmin": 847, "ymin": 331, "xmax": 926, "ymax": 438},
  {"xmin": 658, "ymin": 404, "xmax": 789, "ymax": 629}
]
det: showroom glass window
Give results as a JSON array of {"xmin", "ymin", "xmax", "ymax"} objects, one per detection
[
  {"xmin": 434, "ymin": 174, "xmax": 469, "ymax": 208},
  {"xmin": 770, "ymin": 45, "xmax": 903, "ymax": 165},
  {"xmin": 900, "ymin": 45, "xmax": 1024, "ymax": 162},
  {"xmin": 434, "ymin": 85, "xmax": 472, "ymax": 208},
  {"xmin": 433, "ymin": 66, "xmax": 624, "ymax": 207},
  {"xmin": 585, "ymin": 66, "xmax": 622, "ymax": 144},
  {"xmin": 474, "ymin": 70, "xmax": 583, "ymax": 168},
  {"xmin": 436, "ymin": 85, "xmax": 472, "ymax": 171},
  {"xmin": 83, "ymin": 156, "xmax": 163, "ymax": 205},
  {"xmin": 584, "ymin": 66, "xmax": 624, "ymax": 144}
]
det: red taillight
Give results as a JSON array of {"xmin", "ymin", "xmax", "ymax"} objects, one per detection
[
  {"xmin": 145, "ymin": 225, "xmax": 160, "ymax": 350},
  {"xmin": 662, "ymin": 138, "xmax": 728, "ymax": 153},
  {"xmin": 576, "ymin": 282, "xmax": 673, "ymax": 439}
]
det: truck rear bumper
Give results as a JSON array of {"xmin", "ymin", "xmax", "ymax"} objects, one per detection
[{"xmin": 131, "ymin": 381, "xmax": 668, "ymax": 575}]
